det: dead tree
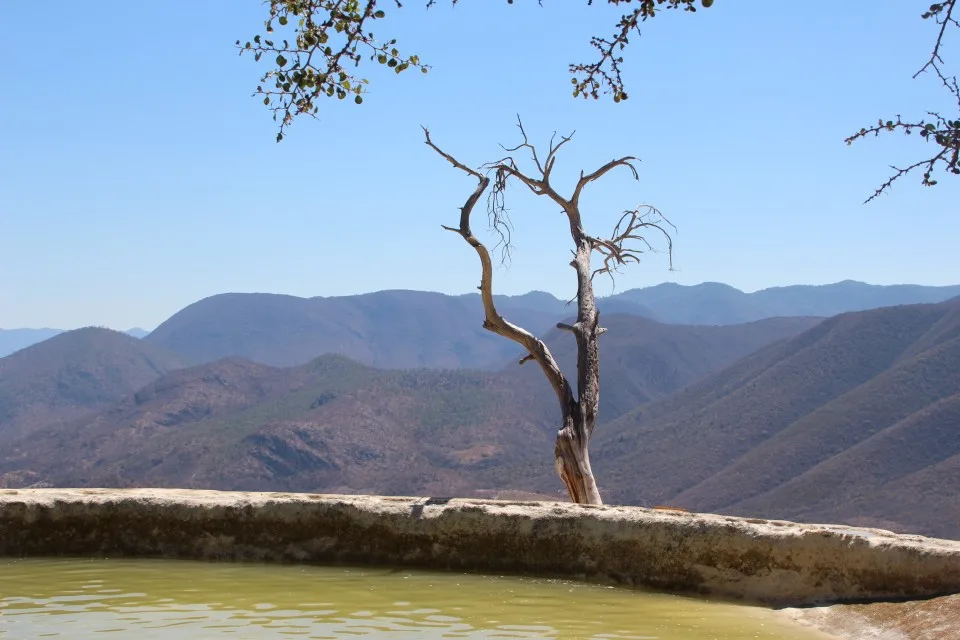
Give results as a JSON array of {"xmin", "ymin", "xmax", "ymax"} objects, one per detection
[{"xmin": 424, "ymin": 119, "xmax": 673, "ymax": 505}]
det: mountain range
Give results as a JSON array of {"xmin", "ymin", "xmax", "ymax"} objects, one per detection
[
  {"xmin": 0, "ymin": 313, "xmax": 816, "ymax": 494},
  {"xmin": 1, "ymin": 282, "xmax": 959, "ymax": 540},
  {"xmin": 5, "ymin": 280, "xmax": 960, "ymax": 365}
]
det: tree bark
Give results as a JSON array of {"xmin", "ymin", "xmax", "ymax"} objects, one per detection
[{"xmin": 553, "ymin": 226, "xmax": 604, "ymax": 504}]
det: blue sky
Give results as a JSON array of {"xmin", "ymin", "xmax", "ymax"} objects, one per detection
[{"xmin": 1, "ymin": 1, "xmax": 958, "ymax": 329}]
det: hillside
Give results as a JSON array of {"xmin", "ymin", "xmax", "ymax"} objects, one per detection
[
  {"xmin": 143, "ymin": 290, "xmax": 575, "ymax": 369},
  {"xmin": 0, "ymin": 328, "xmax": 188, "ymax": 445},
  {"xmin": 0, "ymin": 315, "xmax": 815, "ymax": 496},
  {"xmin": 506, "ymin": 314, "xmax": 822, "ymax": 420},
  {"xmin": 588, "ymin": 298, "xmax": 960, "ymax": 539},
  {"xmin": 0, "ymin": 355, "xmax": 556, "ymax": 494}
]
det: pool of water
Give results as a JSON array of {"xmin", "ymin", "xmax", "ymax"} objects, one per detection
[{"xmin": 0, "ymin": 558, "xmax": 825, "ymax": 639}]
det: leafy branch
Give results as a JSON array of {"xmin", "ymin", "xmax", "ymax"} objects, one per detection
[
  {"xmin": 237, "ymin": 0, "xmax": 429, "ymax": 142},
  {"xmin": 239, "ymin": 0, "xmax": 712, "ymax": 139},
  {"xmin": 846, "ymin": 1, "xmax": 960, "ymax": 202}
]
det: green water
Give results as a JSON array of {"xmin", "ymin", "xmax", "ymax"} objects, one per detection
[{"xmin": 0, "ymin": 558, "xmax": 823, "ymax": 639}]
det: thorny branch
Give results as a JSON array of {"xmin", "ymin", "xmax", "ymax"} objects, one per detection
[
  {"xmin": 572, "ymin": 0, "xmax": 710, "ymax": 102},
  {"xmin": 847, "ymin": 0, "xmax": 960, "ymax": 201}
]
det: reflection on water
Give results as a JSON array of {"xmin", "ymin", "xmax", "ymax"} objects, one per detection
[{"xmin": 0, "ymin": 558, "xmax": 821, "ymax": 639}]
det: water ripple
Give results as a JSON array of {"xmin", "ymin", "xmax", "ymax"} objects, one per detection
[{"xmin": 0, "ymin": 558, "xmax": 822, "ymax": 639}]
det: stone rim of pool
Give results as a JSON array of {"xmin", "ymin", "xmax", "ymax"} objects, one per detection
[{"xmin": 2, "ymin": 488, "xmax": 958, "ymax": 639}]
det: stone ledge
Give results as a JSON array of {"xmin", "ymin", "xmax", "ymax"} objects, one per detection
[{"xmin": 1, "ymin": 488, "xmax": 958, "ymax": 609}]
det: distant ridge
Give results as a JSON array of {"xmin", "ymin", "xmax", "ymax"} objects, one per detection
[
  {"xmin": 0, "ymin": 328, "xmax": 62, "ymax": 359},
  {"xmin": 143, "ymin": 290, "xmax": 573, "ymax": 369},
  {"xmin": 0, "ymin": 327, "xmax": 151, "ymax": 358},
  {"xmin": 141, "ymin": 281, "xmax": 960, "ymax": 368},
  {"xmin": 609, "ymin": 280, "xmax": 960, "ymax": 325},
  {"xmin": 7, "ymin": 280, "xmax": 960, "ymax": 369}
]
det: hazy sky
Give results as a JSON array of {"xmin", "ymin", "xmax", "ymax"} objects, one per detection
[{"xmin": 2, "ymin": 1, "xmax": 958, "ymax": 330}]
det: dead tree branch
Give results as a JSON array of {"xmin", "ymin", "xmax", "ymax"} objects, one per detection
[
  {"xmin": 423, "ymin": 126, "xmax": 576, "ymax": 412},
  {"xmin": 590, "ymin": 205, "xmax": 675, "ymax": 286}
]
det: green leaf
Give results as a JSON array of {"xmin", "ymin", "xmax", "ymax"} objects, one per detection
[
  {"xmin": 278, "ymin": 15, "xmax": 288, "ymax": 25},
  {"xmin": 355, "ymin": 95, "xmax": 363, "ymax": 104},
  {"xmin": 276, "ymin": 54, "xmax": 287, "ymax": 66}
]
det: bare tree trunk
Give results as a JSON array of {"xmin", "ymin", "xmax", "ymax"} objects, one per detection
[
  {"xmin": 554, "ymin": 237, "xmax": 604, "ymax": 504},
  {"xmin": 424, "ymin": 121, "xmax": 672, "ymax": 505},
  {"xmin": 555, "ymin": 412, "xmax": 602, "ymax": 504}
]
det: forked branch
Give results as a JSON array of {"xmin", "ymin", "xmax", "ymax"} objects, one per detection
[{"xmin": 422, "ymin": 127, "xmax": 576, "ymax": 410}]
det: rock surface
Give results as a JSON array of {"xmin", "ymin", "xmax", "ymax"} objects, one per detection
[
  {"xmin": 784, "ymin": 594, "xmax": 960, "ymax": 640},
  {"xmin": 1, "ymin": 488, "xmax": 959, "ymax": 614}
]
